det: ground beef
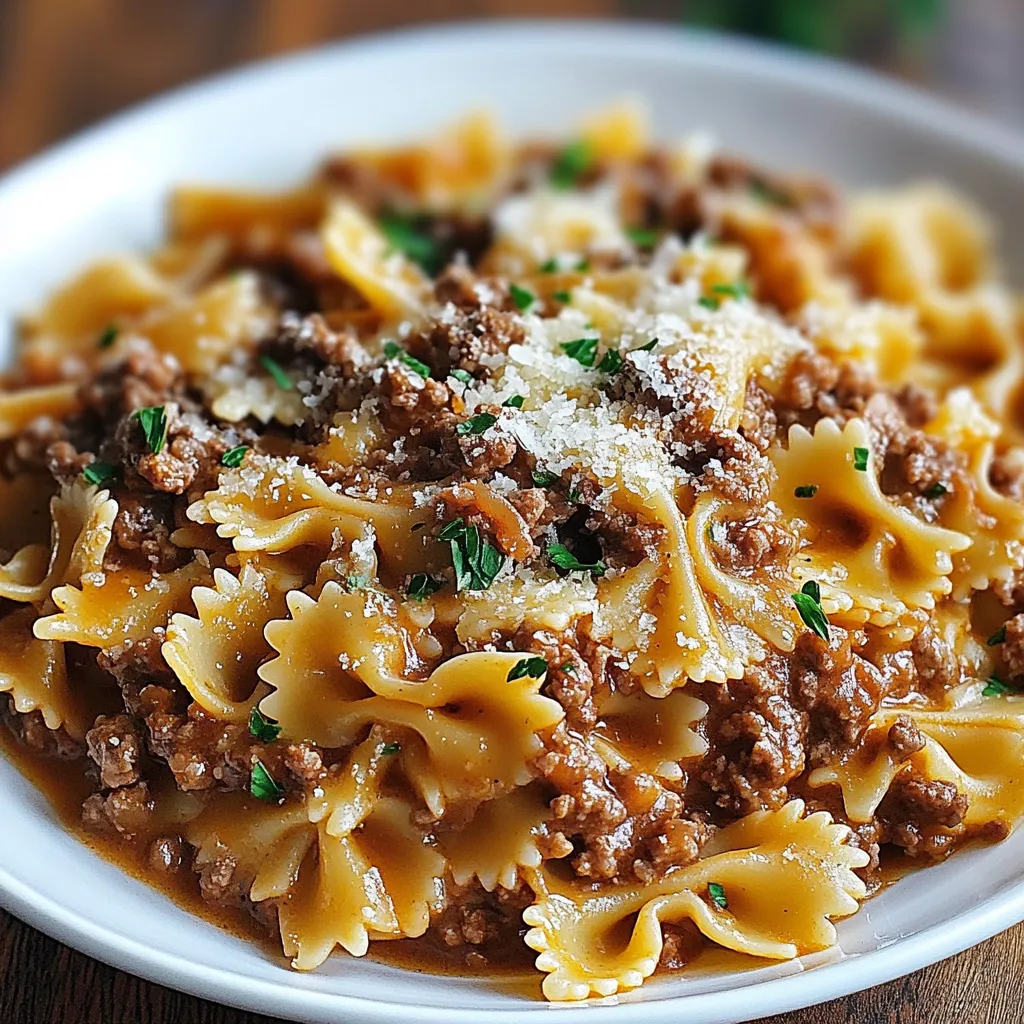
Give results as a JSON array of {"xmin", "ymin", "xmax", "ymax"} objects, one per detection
[
  {"xmin": 875, "ymin": 774, "xmax": 969, "ymax": 861},
  {"xmin": 515, "ymin": 628, "xmax": 597, "ymax": 731},
  {"xmin": 131, "ymin": 402, "xmax": 231, "ymax": 495},
  {"xmin": 1, "ymin": 701, "xmax": 84, "ymax": 759},
  {"xmin": 86, "ymin": 713, "xmax": 144, "ymax": 790},
  {"xmin": 887, "ymin": 715, "xmax": 926, "ymax": 761},
  {"xmin": 1000, "ymin": 613, "xmax": 1024, "ymax": 682},
  {"xmin": 81, "ymin": 781, "xmax": 153, "ymax": 836},
  {"xmin": 148, "ymin": 834, "xmax": 186, "ymax": 874},
  {"xmin": 277, "ymin": 310, "xmax": 371, "ymax": 376},
  {"xmin": 107, "ymin": 492, "xmax": 187, "ymax": 572},
  {"xmin": 433, "ymin": 881, "xmax": 532, "ymax": 949},
  {"xmin": 910, "ymin": 626, "xmax": 961, "ymax": 696}
]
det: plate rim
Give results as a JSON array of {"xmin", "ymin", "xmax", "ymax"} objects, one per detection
[{"xmin": 2, "ymin": 18, "xmax": 1024, "ymax": 1023}]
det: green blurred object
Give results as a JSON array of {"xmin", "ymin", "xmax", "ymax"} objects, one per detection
[{"xmin": 682, "ymin": 0, "xmax": 947, "ymax": 55}]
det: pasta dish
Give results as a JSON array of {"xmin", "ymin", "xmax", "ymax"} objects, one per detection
[{"xmin": 2, "ymin": 108, "xmax": 1024, "ymax": 1001}]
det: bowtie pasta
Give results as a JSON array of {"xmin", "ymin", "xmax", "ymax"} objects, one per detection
[{"xmin": 4, "ymin": 106, "xmax": 1024, "ymax": 1002}]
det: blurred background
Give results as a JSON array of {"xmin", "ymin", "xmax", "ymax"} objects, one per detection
[{"xmin": 0, "ymin": 0, "xmax": 1022, "ymax": 171}]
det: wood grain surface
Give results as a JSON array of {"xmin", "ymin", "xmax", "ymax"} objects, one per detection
[{"xmin": 0, "ymin": 1, "xmax": 1021, "ymax": 1021}]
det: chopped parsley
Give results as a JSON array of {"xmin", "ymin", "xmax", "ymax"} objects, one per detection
[
  {"xmin": 924, "ymin": 482, "xmax": 948, "ymax": 499},
  {"xmin": 568, "ymin": 486, "xmax": 584, "ymax": 504},
  {"xmin": 791, "ymin": 580, "xmax": 830, "ymax": 641},
  {"xmin": 561, "ymin": 336, "xmax": 599, "ymax": 367},
  {"xmin": 248, "ymin": 706, "xmax": 281, "ymax": 744},
  {"xmin": 538, "ymin": 257, "xmax": 559, "ymax": 273},
  {"xmin": 983, "ymin": 676, "xmax": 1015, "ymax": 697},
  {"xmin": 749, "ymin": 179, "xmax": 792, "ymax": 207},
  {"xmin": 698, "ymin": 296, "xmax": 721, "ymax": 311},
  {"xmin": 379, "ymin": 741, "xmax": 402, "ymax": 756},
  {"xmin": 378, "ymin": 212, "xmax": 442, "ymax": 274},
  {"xmin": 794, "ymin": 485, "xmax": 818, "ymax": 499},
  {"xmin": 259, "ymin": 354, "xmax": 292, "ymax": 390},
  {"xmin": 552, "ymin": 289, "xmax": 572, "ymax": 304},
  {"xmin": 627, "ymin": 227, "xmax": 659, "ymax": 248},
  {"xmin": 547, "ymin": 544, "xmax": 606, "ymax": 577},
  {"xmin": 442, "ymin": 518, "xmax": 506, "ymax": 591},
  {"xmin": 220, "ymin": 445, "xmax": 249, "ymax": 468},
  {"xmin": 507, "ymin": 656, "xmax": 548, "ymax": 681},
  {"xmin": 97, "ymin": 324, "xmax": 118, "ymax": 350},
  {"xmin": 988, "ymin": 626, "xmax": 1007, "ymax": 646},
  {"xmin": 708, "ymin": 882, "xmax": 729, "ymax": 910},
  {"xmin": 561, "ymin": 661, "xmax": 577, "ymax": 675},
  {"xmin": 346, "ymin": 574, "xmax": 369, "ymax": 591},
  {"xmin": 383, "ymin": 341, "xmax": 431, "ymax": 380},
  {"xmin": 81, "ymin": 461, "xmax": 117, "ymax": 486},
  {"xmin": 408, "ymin": 573, "xmax": 443, "ymax": 601},
  {"xmin": 853, "ymin": 446, "xmax": 870, "ymax": 472},
  {"xmin": 456, "ymin": 412, "xmax": 498, "ymax": 436},
  {"xmin": 509, "ymin": 283, "xmax": 535, "ymax": 312},
  {"xmin": 503, "ymin": 394, "xmax": 525, "ymax": 409},
  {"xmin": 532, "ymin": 469, "xmax": 559, "ymax": 487},
  {"xmin": 249, "ymin": 759, "xmax": 283, "ymax": 803},
  {"xmin": 449, "ymin": 368, "xmax": 474, "ymax": 385},
  {"xmin": 597, "ymin": 349, "xmax": 623, "ymax": 374},
  {"xmin": 711, "ymin": 281, "xmax": 751, "ymax": 301},
  {"xmin": 634, "ymin": 338, "xmax": 658, "ymax": 352},
  {"xmin": 550, "ymin": 138, "xmax": 594, "ymax": 189},
  {"xmin": 134, "ymin": 406, "xmax": 168, "ymax": 455},
  {"xmin": 575, "ymin": 258, "xmax": 591, "ymax": 273}
]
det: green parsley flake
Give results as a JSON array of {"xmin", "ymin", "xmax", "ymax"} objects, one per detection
[
  {"xmin": 456, "ymin": 412, "xmax": 498, "ymax": 436},
  {"xmin": 634, "ymin": 338, "xmax": 658, "ymax": 352},
  {"xmin": 383, "ymin": 341, "xmax": 431, "ymax": 380},
  {"xmin": 627, "ymin": 227, "xmax": 660, "ymax": 248},
  {"xmin": 853, "ymin": 447, "xmax": 870, "ymax": 472},
  {"xmin": 550, "ymin": 139, "xmax": 594, "ymax": 189},
  {"xmin": 346, "ymin": 574, "xmax": 369, "ymax": 591},
  {"xmin": 711, "ymin": 280, "xmax": 751, "ymax": 301},
  {"xmin": 82, "ymin": 461, "xmax": 117, "ymax": 486},
  {"xmin": 698, "ymin": 296, "xmax": 720, "ymax": 311},
  {"xmin": 379, "ymin": 742, "xmax": 402, "ymax": 756},
  {"xmin": 507, "ymin": 656, "xmax": 547, "ymax": 681},
  {"xmin": 443, "ymin": 519, "xmax": 506, "ymax": 592},
  {"xmin": 708, "ymin": 882, "xmax": 729, "ymax": 910},
  {"xmin": 539, "ymin": 257, "xmax": 559, "ymax": 273},
  {"xmin": 134, "ymin": 406, "xmax": 168, "ymax": 455},
  {"xmin": 249, "ymin": 759, "xmax": 283, "ymax": 803},
  {"xmin": 259, "ymin": 355, "xmax": 292, "ymax": 390},
  {"xmin": 561, "ymin": 337, "xmax": 599, "ymax": 367},
  {"xmin": 561, "ymin": 661, "xmax": 577, "ymax": 675},
  {"xmin": 597, "ymin": 349, "xmax": 623, "ymax": 374},
  {"xmin": 378, "ymin": 212, "xmax": 442, "ymax": 274},
  {"xmin": 983, "ymin": 676, "xmax": 1015, "ymax": 697},
  {"xmin": 791, "ymin": 580, "xmax": 830, "ymax": 641},
  {"xmin": 450, "ymin": 368, "xmax": 474, "ymax": 385},
  {"xmin": 988, "ymin": 626, "xmax": 1007, "ymax": 646},
  {"xmin": 532, "ymin": 470, "xmax": 559, "ymax": 487},
  {"xmin": 509, "ymin": 283, "xmax": 535, "ymax": 312},
  {"xmin": 97, "ymin": 324, "xmax": 118, "ymax": 350},
  {"xmin": 220, "ymin": 445, "xmax": 249, "ymax": 468},
  {"xmin": 503, "ymin": 394, "xmax": 525, "ymax": 409},
  {"xmin": 794, "ymin": 485, "xmax": 818, "ymax": 499},
  {"xmin": 552, "ymin": 290, "xmax": 572, "ymax": 304},
  {"xmin": 248, "ymin": 707, "xmax": 281, "ymax": 744},
  {"xmin": 408, "ymin": 573, "xmax": 442, "ymax": 601},
  {"xmin": 547, "ymin": 543, "xmax": 606, "ymax": 577},
  {"xmin": 575, "ymin": 258, "xmax": 591, "ymax": 272},
  {"xmin": 925, "ymin": 482, "xmax": 948, "ymax": 499}
]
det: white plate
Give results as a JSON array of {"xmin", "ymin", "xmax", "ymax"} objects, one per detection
[{"xmin": 2, "ymin": 20, "xmax": 1024, "ymax": 1024}]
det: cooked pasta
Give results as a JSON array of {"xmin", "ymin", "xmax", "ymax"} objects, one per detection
[{"xmin": 3, "ymin": 108, "xmax": 1024, "ymax": 1001}]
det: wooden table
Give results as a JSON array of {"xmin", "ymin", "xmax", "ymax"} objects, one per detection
[{"xmin": 1, "ymin": 1, "xmax": 1021, "ymax": 1021}]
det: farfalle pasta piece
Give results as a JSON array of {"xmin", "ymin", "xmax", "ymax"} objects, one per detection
[
  {"xmin": 281, "ymin": 796, "xmax": 446, "ymax": 968},
  {"xmin": 688, "ymin": 492, "xmax": 800, "ymax": 655},
  {"xmin": 162, "ymin": 561, "xmax": 291, "ymax": 722},
  {"xmin": 926, "ymin": 389, "xmax": 1024, "ymax": 595},
  {"xmin": 0, "ymin": 480, "xmax": 116, "ymax": 604},
  {"xmin": 259, "ymin": 582, "xmax": 565, "ymax": 810},
  {"xmin": 35, "ymin": 560, "xmax": 211, "ymax": 648},
  {"xmin": 0, "ymin": 383, "xmax": 82, "ymax": 440},
  {"xmin": 187, "ymin": 454, "xmax": 438, "ymax": 578},
  {"xmin": 524, "ymin": 799, "xmax": 868, "ymax": 1001},
  {"xmin": 616, "ymin": 482, "xmax": 744, "ymax": 694},
  {"xmin": 140, "ymin": 271, "xmax": 273, "ymax": 376},
  {"xmin": 438, "ymin": 786, "xmax": 551, "ymax": 892},
  {"xmin": 771, "ymin": 417, "xmax": 970, "ymax": 625},
  {"xmin": 320, "ymin": 199, "xmax": 429, "ymax": 322},
  {"xmin": 0, "ymin": 605, "xmax": 88, "ymax": 737},
  {"xmin": 809, "ymin": 693, "xmax": 1024, "ymax": 828},
  {"xmin": 592, "ymin": 688, "xmax": 708, "ymax": 780}
]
